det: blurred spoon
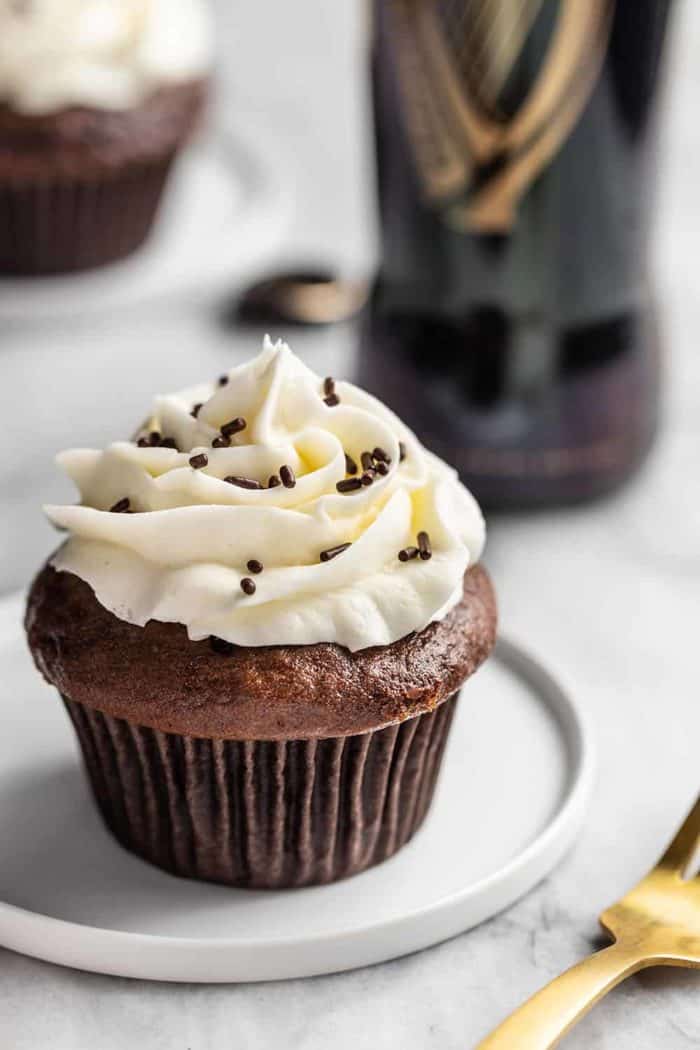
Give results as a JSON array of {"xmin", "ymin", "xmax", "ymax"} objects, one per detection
[{"xmin": 228, "ymin": 269, "xmax": 369, "ymax": 327}]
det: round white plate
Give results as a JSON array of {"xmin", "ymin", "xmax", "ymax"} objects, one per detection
[
  {"xmin": 0, "ymin": 592, "xmax": 593, "ymax": 983},
  {"xmin": 0, "ymin": 120, "xmax": 292, "ymax": 320}
]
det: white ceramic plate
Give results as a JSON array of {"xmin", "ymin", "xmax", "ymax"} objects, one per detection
[
  {"xmin": 0, "ymin": 592, "xmax": 594, "ymax": 983},
  {"xmin": 0, "ymin": 120, "xmax": 292, "ymax": 320}
]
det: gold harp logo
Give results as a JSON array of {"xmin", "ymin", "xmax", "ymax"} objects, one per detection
[{"xmin": 389, "ymin": 0, "xmax": 615, "ymax": 232}]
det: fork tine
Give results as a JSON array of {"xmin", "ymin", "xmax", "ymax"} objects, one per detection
[{"xmin": 658, "ymin": 794, "xmax": 700, "ymax": 874}]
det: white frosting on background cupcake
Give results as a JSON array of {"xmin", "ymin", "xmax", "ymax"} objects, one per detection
[
  {"xmin": 46, "ymin": 338, "xmax": 486, "ymax": 652},
  {"xmin": 0, "ymin": 0, "xmax": 213, "ymax": 114}
]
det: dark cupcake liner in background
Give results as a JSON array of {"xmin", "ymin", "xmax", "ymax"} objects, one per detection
[
  {"xmin": 0, "ymin": 154, "xmax": 175, "ymax": 275},
  {"xmin": 63, "ymin": 692, "xmax": 459, "ymax": 889}
]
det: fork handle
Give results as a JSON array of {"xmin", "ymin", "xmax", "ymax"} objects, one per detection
[{"xmin": 476, "ymin": 943, "xmax": 648, "ymax": 1050}]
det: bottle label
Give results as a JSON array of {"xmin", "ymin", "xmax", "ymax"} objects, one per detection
[{"xmin": 388, "ymin": 0, "xmax": 615, "ymax": 232}]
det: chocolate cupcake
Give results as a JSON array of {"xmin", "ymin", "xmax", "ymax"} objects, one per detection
[
  {"xmin": 0, "ymin": 0, "xmax": 212, "ymax": 275},
  {"xmin": 26, "ymin": 338, "xmax": 497, "ymax": 888}
]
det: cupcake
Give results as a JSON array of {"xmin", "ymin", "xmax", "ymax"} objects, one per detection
[
  {"xmin": 26, "ymin": 338, "xmax": 497, "ymax": 888},
  {"xmin": 0, "ymin": 0, "xmax": 212, "ymax": 275}
]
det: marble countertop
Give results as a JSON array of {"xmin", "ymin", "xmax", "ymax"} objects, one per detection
[{"xmin": 1, "ymin": 1, "xmax": 699, "ymax": 1047}]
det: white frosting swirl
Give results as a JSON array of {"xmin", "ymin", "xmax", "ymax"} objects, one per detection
[
  {"xmin": 46, "ymin": 338, "xmax": 485, "ymax": 652},
  {"xmin": 0, "ymin": 0, "xmax": 212, "ymax": 115}
]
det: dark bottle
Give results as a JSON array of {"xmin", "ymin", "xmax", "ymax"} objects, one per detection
[{"xmin": 359, "ymin": 0, "xmax": 675, "ymax": 507}]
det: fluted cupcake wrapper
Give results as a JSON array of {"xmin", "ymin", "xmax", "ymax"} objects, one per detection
[
  {"xmin": 63, "ymin": 693, "xmax": 459, "ymax": 889},
  {"xmin": 0, "ymin": 154, "xmax": 175, "ymax": 275}
]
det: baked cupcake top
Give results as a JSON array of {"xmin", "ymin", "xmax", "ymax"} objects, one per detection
[
  {"xmin": 0, "ymin": 0, "xmax": 212, "ymax": 115},
  {"xmin": 46, "ymin": 338, "xmax": 486, "ymax": 653}
]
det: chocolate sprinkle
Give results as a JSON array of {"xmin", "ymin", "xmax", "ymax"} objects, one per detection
[
  {"xmin": 218, "ymin": 375, "xmax": 229, "ymax": 386},
  {"xmin": 399, "ymin": 441, "xmax": 407, "ymax": 462},
  {"xmin": 320, "ymin": 542, "xmax": 351, "ymax": 563},
  {"xmin": 323, "ymin": 377, "xmax": 335, "ymax": 396},
  {"xmin": 344, "ymin": 453, "xmax": 358, "ymax": 476},
  {"xmin": 109, "ymin": 498, "xmax": 131, "ymax": 514},
  {"xmin": 212, "ymin": 435, "xmax": 231, "ymax": 448},
  {"xmin": 373, "ymin": 447, "xmax": 390, "ymax": 463},
  {"xmin": 137, "ymin": 433, "xmax": 178, "ymax": 450},
  {"xmin": 247, "ymin": 559, "xmax": 264, "ymax": 574},
  {"xmin": 268, "ymin": 474, "xmax": 281, "ymax": 488},
  {"xmin": 336, "ymin": 477, "xmax": 362, "ymax": 493},
  {"xmin": 360, "ymin": 471, "xmax": 375, "ymax": 486},
  {"xmin": 361, "ymin": 451, "xmax": 374, "ymax": 472},
  {"xmin": 324, "ymin": 394, "xmax": 340, "ymax": 407},
  {"xmin": 398, "ymin": 546, "xmax": 419, "ymax": 562},
  {"xmin": 191, "ymin": 403, "xmax": 203, "ymax": 418},
  {"xmin": 209, "ymin": 636, "xmax": 234, "ymax": 655},
  {"xmin": 375, "ymin": 461, "xmax": 389, "ymax": 476},
  {"xmin": 280, "ymin": 464, "xmax": 296, "ymax": 488},
  {"xmin": 221, "ymin": 417, "xmax": 247, "ymax": 438},
  {"xmin": 189, "ymin": 453, "xmax": 208, "ymax": 469},
  {"xmin": 417, "ymin": 531, "xmax": 432, "ymax": 560},
  {"xmin": 240, "ymin": 577, "xmax": 256, "ymax": 595},
  {"xmin": 224, "ymin": 476, "xmax": 262, "ymax": 490}
]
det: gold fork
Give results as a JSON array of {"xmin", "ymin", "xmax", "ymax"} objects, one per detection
[{"xmin": 477, "ymin": 794, "xmax": 700, "ymax": 1049}]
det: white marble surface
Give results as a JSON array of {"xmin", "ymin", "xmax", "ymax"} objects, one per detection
[{"xmin": 1, "ymin": 1, "xmax": 699, "ymax": 1047}]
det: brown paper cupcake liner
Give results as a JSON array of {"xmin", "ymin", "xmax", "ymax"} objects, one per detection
[
  {"xmin": 63, "ymin": 692, "xmax": 459, "ymax": 889},
  {"xmin": 0, "ymin": 154, "xmax": 175, "ymax": 275}
]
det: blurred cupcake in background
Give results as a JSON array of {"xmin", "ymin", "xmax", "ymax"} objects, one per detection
[{"xmin": 0, "ymin": 0, "xmax": 213, "ymax": 275}]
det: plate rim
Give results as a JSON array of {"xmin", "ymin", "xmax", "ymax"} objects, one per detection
[{"xmin": 0, "ymin": 591, "xmax": 595, "ymax": 982}]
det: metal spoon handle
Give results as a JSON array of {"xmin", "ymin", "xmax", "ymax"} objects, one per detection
[{"xmin": 475, "ymin": 943, "xmax": 647, "ymax": 1050}]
